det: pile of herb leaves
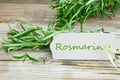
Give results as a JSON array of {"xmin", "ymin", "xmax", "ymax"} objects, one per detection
[
  {"xmin": 1, "ymin": 20, "xmax": 62, "ymax": 52},
  {"xmin": 0, "ymin": 0, "xmax": 120, "ymax": 62},
  {"xmin": 1, "ymin": 20, "xmax": 62, "ymax": 62}
]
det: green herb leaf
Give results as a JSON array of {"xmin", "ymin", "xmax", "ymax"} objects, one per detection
[
  {"xmin": 26, "ymin": 53, "xmax": 39, "ymax": 62},
  {"xmin": 13, "ymin": 55, "xmax": 25, "ymax": 59},
  {"xmin": 12, "ymin": 53, "xmax": 39, "ymax": 62},
  {"xmin": 42, "ymin": 31, "xmax": 62, "ymax": 41}
]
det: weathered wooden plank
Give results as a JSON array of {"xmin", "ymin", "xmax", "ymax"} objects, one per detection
[
  {"xmin": 0, "ymin": 0, "xmax": 51, "ymax": 4},
  {"xmin": 0, "ymin": 3, "xmax": 56, "ymax": 23},
  {"xmin": 0, "ymin": 49, "xmax": 51, "ymax": 61},
  {"xmin": 0, "ymin": 60, "xmax": 120, "ymax": 80}
]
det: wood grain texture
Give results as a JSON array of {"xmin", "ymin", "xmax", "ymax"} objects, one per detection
[
  {"xmin": 0, "ymin": 0, "xmax": 51, "ymax": 4},
  {"xmin": 0, "ymin": 3, "xmax": 120, "ymax": 80},
  {"xmin": 0, "ymin": 3, "xmax": 56, "ymax": 23},
  {"xmin": 0, "ymin": 60, "xmax": 120, "ymax": 80}
]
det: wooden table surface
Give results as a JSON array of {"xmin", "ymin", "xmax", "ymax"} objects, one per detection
[{"xmin": 0, "ymin": 1, "xmax": 120, "ymax": 80}]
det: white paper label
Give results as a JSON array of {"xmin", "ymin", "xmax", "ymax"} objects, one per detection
[{"xmin": 50, "ymin": 33, "xmax": 118, "ymax": 60}]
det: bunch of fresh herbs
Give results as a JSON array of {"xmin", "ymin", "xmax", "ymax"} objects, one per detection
[{"xmin": 51, "ymin": 0, "xmax": 120, "ymax": 32}]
